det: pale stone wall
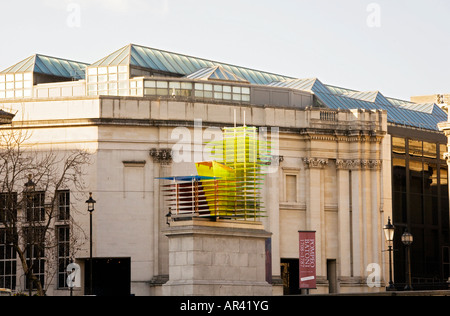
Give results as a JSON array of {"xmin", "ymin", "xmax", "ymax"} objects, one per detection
[{"xmin": 0, "ymin": 94, "xmax": 390, "ymax": 295}]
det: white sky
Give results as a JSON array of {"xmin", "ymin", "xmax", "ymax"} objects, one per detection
[{"xmin": 1, "ymin": 0, "xmax": 449, "ymax": 101}]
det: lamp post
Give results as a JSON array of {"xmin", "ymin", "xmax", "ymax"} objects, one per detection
[
  {"xmin": 401, "ymin": 229, "xmax": 414, "ymax": 291},
  {"xmin": 383, "ymin": 217, "xmax": 395, "ymax": 291},
  {"xmin": 24, "ymin": 174, "xmax": 36, "ymax": 297},
  {"xmin": 85, "ymin": 192, "xmax": 96, "ymax": 295}
]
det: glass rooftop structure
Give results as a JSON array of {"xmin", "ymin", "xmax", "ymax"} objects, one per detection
[
  {"xmin": 0, "ymin": 54, "xmax": 89, "ymax": 99},
  {"xmin": 270, "ymin": 78, "xmax": 447, "ymax": 131},
  {"xmin": 0, "ymin": 43, "xmax": 447, "ymax": 131},
  {"xmin": 186, "ymin": 66, "xmax": 249, "ymax": 83},
  {"xmin": 88, "ymin": 44, "xmax": 291, "ymax": 85},
  {"xmin": 1, "ymin": 54, "xmax": 88, "ymax": 80}
]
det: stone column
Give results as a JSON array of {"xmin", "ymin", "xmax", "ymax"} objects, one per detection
[
  {"xmin": 369, "ymin": 160, "xmax": 382, "ymax": 272},
  {"xmin": 304, "ymin": 158, "xmax": 328, "ymax": 282},
  {"xmin": 336, "ymin": 160, "xmax": 352, "ymax": 278},
  {"xmin": 150, "ymin": 148, "xmax": 173, "ymax": 287},
  {"xmin": 264, "ymin": 155, "xmax": 283, "ymax": 295},
  {"xmin": 351, "ymin": 163, "xmax": 362, "ymax": 278},
  {"xmin": 162, "ymin": 219, "xmax": 273, "ymax": 296}
]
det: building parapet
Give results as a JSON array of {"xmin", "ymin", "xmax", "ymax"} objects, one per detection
[{"xmin": 0, "ymin": 96, "xmax": 387, "ymax": 137}]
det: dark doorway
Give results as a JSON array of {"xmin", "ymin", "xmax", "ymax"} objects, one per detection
[
  {"xmin": 327, "ymin": 259, "xmax": 338, "ymax": 294},
  {"xmin": 85, "ymin": 258, "xmax": 131, "ymax": 296},
  {"xmin": 280, "ymin": 259, "xmax": 300, "ymax": 295}
]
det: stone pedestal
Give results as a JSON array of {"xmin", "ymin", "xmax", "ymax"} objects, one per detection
[{"xmin": 162, "ymin": 218, "xmax": 273, "ymax": 296}]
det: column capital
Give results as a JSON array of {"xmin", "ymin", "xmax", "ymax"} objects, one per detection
[
  {"xmin": 336, "ymin": 159, "xmax": 382, "ymax": 170},
  {"xmin": 361, "ymin": 159, "xmax": 383, "ymax": 170},
  {"xmin": 336, "ymin": 159, "xmax": 360, "ymax": 170},
  {"xmin": 303, "ymin": 158, "xmax": 329, "ymax": 169}
]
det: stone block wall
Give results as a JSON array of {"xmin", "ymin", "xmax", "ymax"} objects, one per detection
[{"xmin": 163, "ymin": 219, "xmax": 272, "ymax": 296}]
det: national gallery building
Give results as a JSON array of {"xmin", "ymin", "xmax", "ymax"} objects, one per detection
[{"xmin": 0, "ymin": 44, "xmax": 448, "ymax": 295}]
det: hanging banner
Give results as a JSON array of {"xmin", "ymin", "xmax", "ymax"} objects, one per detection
[{"xmin": 299, "ymin": 231, "xmax": 316, "ymax": 289}]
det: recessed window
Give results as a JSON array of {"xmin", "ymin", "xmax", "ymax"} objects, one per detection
[{"xmin": 286, "ymin": 174, "xmax": 297, "ymax": 203}]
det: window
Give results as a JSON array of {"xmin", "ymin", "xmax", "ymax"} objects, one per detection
[
  {"xmin": 26, "ymin": 192, "xmax": 45, "ymax": 222},
  {"xmin": 444, "ymin": 247, "xmax": 450, "ymax": 280},
  {"xmin": 142, "ymin": 79, "xmax": 250, "ymax": 102},
  {"xmin": 25, "ymin": 227, "xmax": 45, "ymax": 290},
  {"xmin": 194, "ymin": 82, "xmax": 250, "ymax": 102},
  {"xmin": 0, "ymin": 229, "xmax": 16, "ymax": 290},
  {"xmin": 392, "ymin": 137, "xmax": 406, "ymax": 155},
  {"xmin": 285, "ymin": 175, "xmax": 297, "ymax": 203},
  {"xmin": 0, "ymin": 72, "xmax": 33, "ymax": 99},
  {"xmin": 57, "ymin": 226, "xmax": 70, "ymax": 288},
  {"xmin": 58, "ymin": 191, "xmax": 70, "ymax": 221},
  {"xmin": 392, "ymin": 137, "xmax": 450, "ymax": 284},
  {"xmin": 0, "ymin": 193, "xmax": 17, "ymax": 223},
  {"xmin": 409, "ymin": 140, "xmax": 423, "ymax": 158},
  {"xmin": 423, "ymin": 142, "xmax": 437, "ymax": 159},
  {"xmin": 86, "ymin": 66, "xmax": 130, "ymax": 96}
]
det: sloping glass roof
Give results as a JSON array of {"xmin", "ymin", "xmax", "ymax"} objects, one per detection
[
  {"xmin": 89, "ymin": 44, "xmax": 291, "ymax": 85},
  {"xmin": 1, "ymin": 55, "xmax": 89, "ymax": 80},
  {"xmin": 399, "ymin": 103, "xmax": 435, "ymax": 114},
  {"xmin": 342, "ymin": 91, "xmax": 392, "ymax": 106},
  {"xmin": 269, "ymin": 79, "xmax": 447, "ymax": 130},
  {"xmin": 268, "ymin": 78, "xmax": 330, "ymax": 93},
  {"xmin": 314, "ymin": 89, "xmax": 447, "ymax": 131},
  {"xmin": 186, "ymin": 66, "xmax": 249, "ymax": 83}
]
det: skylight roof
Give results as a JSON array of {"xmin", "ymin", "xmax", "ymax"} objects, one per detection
[
  {"xmin": 1, "ymin": 43, "xmax": 446, "ymax": 131},
  {"xmin": 1, "ymin": 55, "xmax": 89, "ymax": 80},
  {"xmin": 89, "ymin": 44, "xmax": 291, "ymax": 85},
  {"xmin": 313, "ymin": 89, "xmax": 447, "ymax": 131},
  {"xmin": 342, "ymin": 91, "xmax": 392, "ymax": 106},
  {"xmin": 186, "ymin": 66, "xmax": 249, "ymax": 83},
  {"xmin": 268, "ymin": 78, "xmax": 330, "ymax": 94}
]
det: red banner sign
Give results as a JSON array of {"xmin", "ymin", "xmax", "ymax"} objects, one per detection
[{"xmin": 299, "ymin": 231, "xmax": 316, "ymax": 289}]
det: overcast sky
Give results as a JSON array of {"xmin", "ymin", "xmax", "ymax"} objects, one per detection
[{"xmin": 1, "ymin": 0, "xmax": 449, "ymax": 100}]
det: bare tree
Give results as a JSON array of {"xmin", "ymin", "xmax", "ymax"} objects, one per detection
[{"xmin": 0, "ymin": 128, "xmax": 91, "ymax": 296}]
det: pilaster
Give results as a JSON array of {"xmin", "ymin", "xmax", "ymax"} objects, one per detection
[{"xmin": 304, "ymin": 158, "xmax": 328, "ymax": 279}]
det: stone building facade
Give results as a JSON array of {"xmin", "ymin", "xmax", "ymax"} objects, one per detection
[{"xmin": 0, "ymin": 44, "xmax": 447, "ymax": 295}]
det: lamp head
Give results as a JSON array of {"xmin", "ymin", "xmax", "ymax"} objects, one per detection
[
  {"xmin": 383, "ymin": 217, "xmax": 395, "ymax": 242},
  {"xmin": 85, "ymin": 192, "xmax": 96, "ymax": 213},
  {"xmin": 402, "ymin": 230, "xmax": 414, "ymax": 246}
]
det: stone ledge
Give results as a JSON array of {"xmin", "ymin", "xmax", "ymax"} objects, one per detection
[
  {"xmin": 164, "ymin": 218, "xmax": 272, "ymax": 239},
  {"xmin": 163, "ymin": 280, "xmax": 272, "ymax": 296}
]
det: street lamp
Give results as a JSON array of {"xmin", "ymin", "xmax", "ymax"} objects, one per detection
[
  {"xmin": 401, "ymin": 229, "xmax": 414, "ymax": 291},
  {"xmin": 383, "ymin": 217, "xmax": 395, "ymax": 291},
  {"xmin": 24, "ymin": 174, "xmax": 36, "ymax": 296},
  {"xmin": 85, "ymin": 192, "xmax": 96, "ymax": 295}
]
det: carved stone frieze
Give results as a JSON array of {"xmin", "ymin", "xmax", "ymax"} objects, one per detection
[
  {"xmin": 149, "ymin": 148, "xmax": 173, "ymax": 165},
  {"xmin": 336, "ymin": 159, "xmax": 382, "ymax": 170}
]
